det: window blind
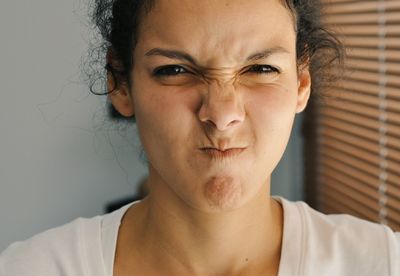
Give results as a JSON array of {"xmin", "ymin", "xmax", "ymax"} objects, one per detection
[{"xmin": 304, "ymin": 0, "xmax": 400, "ymax": 231}]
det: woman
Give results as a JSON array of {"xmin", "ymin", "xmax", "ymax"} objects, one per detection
[{"xmin": 1, "ymin": 0, "xmax": 399, "ymax": 275}]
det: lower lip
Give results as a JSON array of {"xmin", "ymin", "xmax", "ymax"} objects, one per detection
[{"xmin": 201, "ymin": 148, "xmax": 246, "ymax": 159}]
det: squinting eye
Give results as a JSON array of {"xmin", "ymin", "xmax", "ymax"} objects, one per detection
[
  {"xmin": 247, "ymin": 64, "xmax": 279, "ymax": 74},
  {"xmin": 153, "ymin": 65, "xmax": 189, "ymax": 77}
]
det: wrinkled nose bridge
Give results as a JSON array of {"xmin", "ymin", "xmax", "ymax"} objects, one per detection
[
  {"xmin": 204, "ymin": 67, "xmax": 237, "ymax": 87},
  {"xmin": 204, "ymin": 70, "xmax": 238, "ymax": 100},
  {"xmin": 208, "ymin": 79, "xmax": 235, "ymax": 98},
  {"xmin": 199, "ymin": 72, "xmax": 244, "ymax": 131}
]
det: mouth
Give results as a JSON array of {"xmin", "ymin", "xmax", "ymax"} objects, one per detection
[{"xmin": 200, "ymin": 147, "xmax": 246, "ymax": 159}]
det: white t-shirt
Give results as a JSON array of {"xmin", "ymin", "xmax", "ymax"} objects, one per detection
[{"xmin": 1, "ymin": 197, "xmax": 399, "ymax": 276}]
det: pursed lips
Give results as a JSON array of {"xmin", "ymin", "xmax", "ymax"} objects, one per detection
[{"xmin": 200, "ymin": 147, "xmax": 246, "ymax": 158}]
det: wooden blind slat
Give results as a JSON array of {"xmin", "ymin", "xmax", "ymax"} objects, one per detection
[
  {"xmin": 306, "ymin": 0, "xmax": 400, "ymax": 230},
  {"xmin": 321, "ymin": 141, "xmax": 400, "ymax": 188},
  {"xmin": 324, "ymin": 12, "xmax": 400, "ymax": 25},
  {"xmin": 387, "ymin": 184, "xmax": 400, "ymax": 202},
  {"xmin": 337, "ymin": 79, "xmax": 400, "ymax": 100},
  {"xmin": 324, "ymin": 174, "xmax": 380, "ymax": 211},
  {"xmin": 327, "ymin": 99, "xmax": 400, "ymax": 125},
  {"xmin": 384, "ymin": 174, "xmax": 398, "ymax": 188},
  {"xmin": 319, "ymin": 123, "xmax": 400, "ymax": 162},
  {"xmin": 320, "ymin": 146, "xmax": 379, "ymax": 178},
  {"xmin": 343, "ymin": 70, "xmax": 400, "ymax": 87},
  {"xmin": 319, "ymin": 154, "xmax": 400, "ymax": 200},
  {"xmin": 388, "ymin": 218, "xmax": 400, "ymax": 231},
  {"xmin": 320, "ymin": 116, "xmax": 400, "ymax": 149},
  {"xmin": 318, "ymin": 148, "xmax": 400, "ymax": 192},
  {"xmin": 333, "ymin": 24, "xmax": 400, "ymax": 36},
  {"xmin": 321, "ymin": 159, "xmax": 400, "ymax": 209},
  {"xmin": 324, "ymin": 0, "xmax": 371, "ymax": 4},
  {"xmin": 346, "ymin": 47, "xmax": 400, "ymax": 61},
  {"xmin": 321, "ymin": 200, "xmax": 366, "ymax": 218},
  {"xmin": 341, "ymin": 36, "xmax": 400, "ymax": 49},
  {"xmin": 326, "ymin": 89, "xmax": 400, "ymax": 113},
  {"xmin": 318, "ymin": 142, "xmax": 400, "ymax": 186},
  {"xmin": 387, "ymin": 207, "xmax": 400, "ymax": 222},
  {"xmin": 320, "ymin": 195, "xmax": 400, "ymax": 231},
  {"xmin": 320, "ymin": 184, "xmax": 379, "ymax": 221},
  {"xmin": 321, "ymin": 108, "xmax": 400, "ymax": 147},
  {"xmin": 321, "ymin": 197, "xmax": 378, "ymax": 223},
  {"xmin": 320, "ymin": 136, "xmax": 400, "ymax": 174},
  {"xmin": 346, "ymin": 58, "xmax": 400, "ymax": 75},
  {"xmin": 325, "ymin": 1, "xmax": 400, "ymax": 14},
  {"xmin": 320, "ymin": 179, "xmax": 400, "ymax": 224},
  {"xmin": 322, "ymin": 164, "xmax": 380, "ymax": 201}
]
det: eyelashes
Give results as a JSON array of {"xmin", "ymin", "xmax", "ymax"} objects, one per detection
[
  {"xmin": 246, "ymin": 64, "xmax": 280, "ymax": 74},
  {"xmin": 153, "ymin": 65, "xmax": 190, "ymax": 77},
  {"xmin": 152, "ymin": 64, "xmax": 280, "ymax": 78}
]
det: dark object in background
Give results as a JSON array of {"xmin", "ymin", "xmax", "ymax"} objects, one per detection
[
  {"xmin": 105, "ymin": 195, "xmax": 142, "ymax": 213},
  {"xmin": 104, "ymin": 177, "xmax": 149, "ymax": 213}
]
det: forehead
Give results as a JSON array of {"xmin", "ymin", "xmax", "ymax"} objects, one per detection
[{"xmin": 136, "ymin": 0, "xmax": 296, "ymax": 64}]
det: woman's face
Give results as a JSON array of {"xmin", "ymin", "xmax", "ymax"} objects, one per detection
[{"xmin": 117, "ymin": 0, "xmax": 310, "ymax": 212}]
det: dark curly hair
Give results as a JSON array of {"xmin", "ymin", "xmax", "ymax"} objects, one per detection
[{"xmin": 87, "ymin": 0, "xmax": 343, "ymax": 119}]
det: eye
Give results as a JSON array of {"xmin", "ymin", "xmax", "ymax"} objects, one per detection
[
  {"xmin": 153, "ymin": 65, "xmax": 189, "ymax": 77},
  {"xmin": 247, "ymin": 64, "xmax": 280, "ymax": 74}
]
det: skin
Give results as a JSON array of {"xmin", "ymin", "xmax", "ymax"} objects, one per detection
[{"xmin": 109, "ymin": 0, "xmax": 311, "ymax": 275}]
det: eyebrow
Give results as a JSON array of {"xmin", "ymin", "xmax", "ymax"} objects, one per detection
[
  {"xmin": 246, "ymin": 47, "xmax": 290, "ymax": 61},
  {"xmin": 144, "ymin": 47, "xmax": 290, "ymax": 65},
  {"xmin": 145, "ymin": 48, "xmax": 199, "ymax": 65}
]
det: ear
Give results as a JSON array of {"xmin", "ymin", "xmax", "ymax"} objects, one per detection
[
  {"xmin": 107, "ymin": 73, "xmax": 135, "ymax": 117},
  {"xmin": 106, "ymin": 50, "xmax": 135, "ymax": 117},
  {"xmin": 295, "ymin": 67, "xmax": 311, "ymax": 114}
]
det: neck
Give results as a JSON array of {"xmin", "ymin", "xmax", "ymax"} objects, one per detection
[{"xmin": 131, "ymin": 178, "xmax": 283, "ymax": 275}]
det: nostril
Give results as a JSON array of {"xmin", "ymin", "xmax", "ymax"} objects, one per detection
[
  {"xmin": 204, "ymin": 120, "xmax": 217, "ymax": 128},
  {"xmin": 228, "ymin": 119, "xmax": 240, "ymax": 127},
  {"xmin": 197, "ymin": 92, "xmax": 245, "ymax": 131},
  {"xmin": 199, "ymin": 108, "xmax": 245, "ymax": 131},
  {"xmin": 203, "ymin": 118, "xmax": 241, "ymax": 132}
]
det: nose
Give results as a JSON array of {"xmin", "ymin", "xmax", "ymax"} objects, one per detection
[{"xmin": 198, "ymin": 82, "xmax": 245, "ymax": 131}]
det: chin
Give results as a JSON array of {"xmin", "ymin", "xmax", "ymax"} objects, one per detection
[{"xmin": 201, "ymin": 175, "xmax": 247, "ymax": 212}]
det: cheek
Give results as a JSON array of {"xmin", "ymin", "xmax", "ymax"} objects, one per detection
[
  {"xmin": 245, "ymin": 83, "xmax": 297, "ymax": 126},
  {"xmin": 245, "ymin": 84, "xmax": 297, "ymax": 160},
  {"xmin": 132, "ymin": 74, "xmax": 197, "ymax": 153},
  {"xmin": 133, "ymin": 70, "xmax": 169, "ymax": 123}
]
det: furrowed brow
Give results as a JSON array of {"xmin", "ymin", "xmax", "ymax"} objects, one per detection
[
  {"xmin": 145, "ymin": 47, "xmax": 290, "ymax": 66},
  {"xmin": 246, "ymin": 47, "xmax": 290, "ymax": 61},
  {"xmin": 145, "ymin": 48, "xmax": 198, "ymax": 65}
]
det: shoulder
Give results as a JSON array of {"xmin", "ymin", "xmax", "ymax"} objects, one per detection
[
  {"xmin": 291, "ymin": 199, "xmax": 400, "ymax": 275},
  {"xmin": 283, "ymin": 197, "xmax": 400, "ymax": 276},
  {"xmin": 0, "ymin": 216, "xmax": 103, "ymax": 276}
]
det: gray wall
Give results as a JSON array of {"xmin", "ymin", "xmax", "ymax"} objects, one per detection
[
  {"xmin": 0, "ymin": 0, "xmax": 148, "ymax": 251},
  {"xmin": 0, "ymin": 0, "xmax": 304, "ymax": 251},
  {"xmin": 272, "ymin": 115, "xmax": 305, "ymax": 201}
]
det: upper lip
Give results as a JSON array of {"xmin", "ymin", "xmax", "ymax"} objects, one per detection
[
  {"xmin": 199, "ymin": 137, "xmax": 247, "ymax": 151},
  {"xmin": 200, "ymin": 146, "xmax": 246, "ymax": 152}
]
